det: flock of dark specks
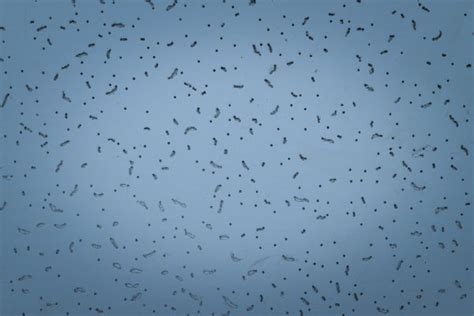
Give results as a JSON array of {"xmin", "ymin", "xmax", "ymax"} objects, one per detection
[{"xmin": 0, "ymin": 0, "xmax": 473, "ymax": 315}]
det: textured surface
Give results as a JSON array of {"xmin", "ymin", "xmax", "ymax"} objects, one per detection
[{"xmin": 0, "ymin": 0, "xmax": 473, "ymax": 315}]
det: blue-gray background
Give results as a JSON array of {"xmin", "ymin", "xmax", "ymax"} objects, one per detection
[{"xmin": 0, "ymin": 0, "xmax": 473, "ymax": 315}]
